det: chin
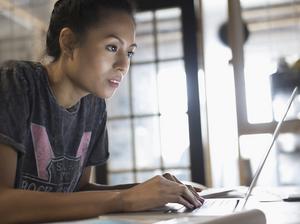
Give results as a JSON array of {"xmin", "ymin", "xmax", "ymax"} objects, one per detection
[{"xmin": 94, "ymin": 90, "xmax": 115, "ymax": 99}]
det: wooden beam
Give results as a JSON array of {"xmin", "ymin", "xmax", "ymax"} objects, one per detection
[
  {"xmin": 242, "ymin": 2, "xmax": 300, "ymax": 32},
  {"xmin": 243, "ymin": 1, "xmax": 300, "ymax": 17},
  {"xmin": 248, "ymin": 16, "xmax": 300, "ymax": 33},
  {"xmin": 193, "ymin": 0, "xmax": 212, "ymax": 187},
  {"xmin": 228, "ymin": 0, "xmax": 248, "ymax": 185}
]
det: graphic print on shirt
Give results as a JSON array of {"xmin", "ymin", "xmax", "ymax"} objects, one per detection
[{"xmin": 20, "ymin": 123, "xmax": 91, "ymax": 192}]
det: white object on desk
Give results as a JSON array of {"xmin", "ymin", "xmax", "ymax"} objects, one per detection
[
  {"xmin": 98, "ymin": 209, "xmax": 266, "ymax": 224},
  {"xmin": 199, "ymin": 209, "xmax": 266, "ymax": 224},
  {"xmin": 153, "ymin": 209, "xmax": 266, "ymax": 224}
]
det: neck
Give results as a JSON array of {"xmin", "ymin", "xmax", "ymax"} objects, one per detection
[{"xmin": 45, "ymin": 59, "xmax": 88, "ymax": 109}]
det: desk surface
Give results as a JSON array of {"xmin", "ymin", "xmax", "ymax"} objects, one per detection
[
  {"xmin": 97, "ymin": 201, "xmax": 300, "ymax": 224},
  {"xmin": 52, "ymin": 187, "xmax": 300, "ymax": 224},
  {"xmin": 251, "ymin": 200, "xmax": 300, "ymax": 224},
  {"xmin": 253, "ymin": 186, "xmax": 300, "ymax": 224}
]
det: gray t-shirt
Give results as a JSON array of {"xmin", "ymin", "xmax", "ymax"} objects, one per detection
[{"xmin": 0, "ymin": 60, "xmax": 109, "ymax": 192}]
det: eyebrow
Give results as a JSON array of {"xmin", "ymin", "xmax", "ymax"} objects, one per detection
[{"xmin": 106, "ymin": 34, "xmax": 137, "ymax": 48}]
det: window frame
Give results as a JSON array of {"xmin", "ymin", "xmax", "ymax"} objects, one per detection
[{"xmin": 95, "ymin": 0, "xmax": 206, "ymax": 185}]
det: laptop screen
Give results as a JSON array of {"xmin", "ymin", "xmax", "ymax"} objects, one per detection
[{"xmin": 241, "ymin": 86, "xmax": 298, "ymax": 210}]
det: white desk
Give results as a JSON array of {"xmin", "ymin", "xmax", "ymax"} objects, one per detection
[
  {"xmin": 245, "ymin": 186, "xmax": 300, "ymax": 224},
  {"xmin": 96, "ymin": 201, "xmax": 300, "ymax": 224},
  {"xmin": 249, "ymin": 200, "xmax": 300, "ymax": 224}
]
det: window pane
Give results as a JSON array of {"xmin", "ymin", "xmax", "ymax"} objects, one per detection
[
  {"xmin": 131, "ymin": 63, "xmax": 159, "ymax": 115},
  {"xmin": 161, "ymin": 114, "xmax": 190, "ymax": 168},
  {"xmin": 156, "ymin": 8, "xmax": 181, "ymax": 20},
  {"xmin": 132, "ymin": 12, "xmax": 155, "ymax": 63},
  {"xmin": 132, "ymin": 35, "xmax": 155, "ymax": 63},
  {"xmin": 134, "ymin": 117, "xmax": 161, "ymax": 169},
  {"xmin": 136, "ymin": 170, "xmax": 162, "ymax": 183},
  {"xmin": 158, "ymin": 60, "xmax": 188, "ymax": 114},
  {"xmin": 135, "ymin": 11, "xmax": 154, "ymax": 35},
  {"xmin": 157, "ymin": 17, "xmax": 181, "ymax": 32},
  {"xmin": 241, "ymin": 0, "xmax": 300, "ymax": 123},
  {"xmin": 135, "ymin": 11, "xmax": 153, "ymax": 23},
  {"xmin": 244, "ymin": 58, "xmax": 273, "ymax": 123},
  {"xmin": 106, "ymin": 74, "xmax": 130, "ymax": 117},
  {"xmin": 277, "ymin": 152, "xmax": 300, "ymax": 185},
  {"xmin": 156, "ymin": 8, "xmax": 182, "ymax": 60},
  {"xmin": 272, "ymin": 92, "xmax": 300, "ymax": 121},
  {"xmin": 109, "ymin": 172, "xmax": 134, "ymax": 185},
  {"xmin": 276, "ymin": 133, "xmax": 300, "ymax": 185},
  {"xmin": 239, "ymin": 134, "xmax": 277, "ymax": 186},
  {"xmin": 107, "ymin": 119, "xmax": 133, "ymax": 171},
  {"xmin": 157, "ymin": 31, "xmax": 183, "ymax": 60}
]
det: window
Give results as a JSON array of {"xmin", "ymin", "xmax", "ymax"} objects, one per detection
[
  {"xmin": 234, "ymin": 0, "xmax": 300, "ymax": 185},
  {"xmin": 102, "ymin": 0, "xmax": 205, "ymax": 185},
  {"xmin": 106, "ymin": 7, "xmax": 192, "ymax": 184}
]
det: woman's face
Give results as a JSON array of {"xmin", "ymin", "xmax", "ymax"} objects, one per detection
[{"xmin": 67, "ymin": 10, "xmax": 136, "ymax": 99}]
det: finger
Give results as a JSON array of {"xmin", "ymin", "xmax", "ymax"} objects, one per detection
[
  {"xmin": 173, "ymin": 176, "xmax": 203, "ymax": 201},
  {"xmin": 177, "ymin": 196, "xmax": 195, "ymax": 209},
  {"xmin": 163, "ymin": 176, "xmax": 203, "ymax": 206},
  {"xmin": 172, "ymin": 175, "xmax": 183, "ymax": 184},
  {"xmin": 187, "ymin": 185, "xmax": 205, "ymax": 203},
  {"xmin": 170, "ymin": 176, "xmax": 203, "ymax": 203},
  {"xmin": 163, "ymin": 173, "xmax": 176, "ymax": 182},
  {"xmin": 199, "ymin": 196, "xmax": 205, "ymax": 203},
  {"xmin": 194, "ymin": 187, "xmax": 204, "ymax": 192},
  {"xmin": 181, "ymin": 185, "xmax": 202, "ymax": 208},
  {"xmin": 167, "ymin": 175, "xmax": 204, "ymax": 203},
  {"xmin": 165, "ymin": 176, "xmax": 202, "ymax": 206},
  {"xmin": 186, "ymin": 185, "xmax": 204, "ymax": 205}
]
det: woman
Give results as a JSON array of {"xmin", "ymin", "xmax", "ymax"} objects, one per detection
[{"xmin": 0, "ymin": 0, "xmax": 203, "ymax": 223}]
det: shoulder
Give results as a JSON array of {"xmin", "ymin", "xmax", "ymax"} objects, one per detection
[
  {"xmin": 0, "ymin": 60, "xmax": 38, "ymax": 75},
  {"xmin": 0, "ymin": 60, "xmax": 39, "ymax": 94}
]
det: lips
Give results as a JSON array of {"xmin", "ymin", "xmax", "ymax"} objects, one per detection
[
  {"xmin": 108, "ymin": 75, "xmax": 123, "ymax": 88},
  {"xmin": 108, "ymin": 75, "xmax": 122, "ymax": 83},
  {"xmin": 109, "ymin": 79, "xmax": 121, "ymax": 84}
]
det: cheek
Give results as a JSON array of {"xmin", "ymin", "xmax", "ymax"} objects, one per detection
[
  {"xmin": 85, "ymin": 49, "xmax": 112, "ymax": 72},
  {"xmin": 77, "ymin": 52, "xmax": 109, "ymax": 77}
]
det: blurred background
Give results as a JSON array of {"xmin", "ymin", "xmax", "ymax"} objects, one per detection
[{"xmin": 1, "ymin": 0, "xmax": 300, "ymax": 188}]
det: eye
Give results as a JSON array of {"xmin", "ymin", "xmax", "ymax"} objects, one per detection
[
  {"xmin": 128, "ymin": 51, "xmax": 135, "ymax": 59},
  {"xmin": 106, "ymin": 45, "xmax": 118, "ymax": 52}
]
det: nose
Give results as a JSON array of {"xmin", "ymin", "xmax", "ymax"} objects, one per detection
[{"xmin": 114, "ymin": 51, "xmax": 130, "ymax": 75}]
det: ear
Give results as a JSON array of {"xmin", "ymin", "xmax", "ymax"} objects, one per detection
[{"xmin": 58, "ymin": 27, "xmax": 77, "ymax": 60}]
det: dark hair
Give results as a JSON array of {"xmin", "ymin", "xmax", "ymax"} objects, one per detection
[{"xmin": 46, "ymin": 0, "xmax": 135, "ymax": 61}]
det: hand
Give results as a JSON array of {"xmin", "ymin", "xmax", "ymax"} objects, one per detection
[
  {"xmin": 162, "ymin": 173, "xmax": 205, "ymax": 204},
  {"xmin": 119, "ymin": 174, "xmax": 204, "ymax": 212}
]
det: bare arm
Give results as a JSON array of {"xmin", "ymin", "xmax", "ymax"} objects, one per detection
[
  {"xmin": 78, "ymin": 167, "xmax": 138, "ymax": 191},
  {"xmin": 0, "ymin": 144, "xmax": 122, "ymax": 224},
  {"xmin": 0, "ymin": 144, "xmax": 203, "ymax": 223}
]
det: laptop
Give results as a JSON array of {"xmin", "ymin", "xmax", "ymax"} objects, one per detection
[{"xmin": 165, "ymin": 86, "xmax": 298, "ymax": 216}]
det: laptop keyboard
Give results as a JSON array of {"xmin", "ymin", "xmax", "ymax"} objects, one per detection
[
  {"xmin": 194, "ymin": 199, "xmax": 238, "ymax": 212},
  {"xmin": 167, "ymin": 198, "xmax": 239, "ymax": 215}
]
